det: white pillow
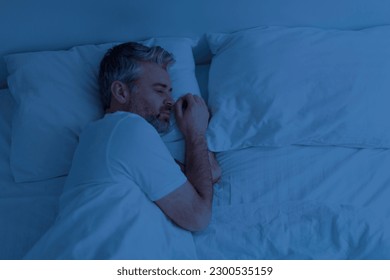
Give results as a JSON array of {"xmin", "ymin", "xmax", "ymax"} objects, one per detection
[
  {"xmin": 206, "ymin": 25, "xmax": 390, "ymax": 151},
  {"xmin": 6, "ymin": 38, "xmax": 200, "ymax": 182}
]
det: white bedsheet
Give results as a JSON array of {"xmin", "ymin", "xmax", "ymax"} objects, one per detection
[{"xmin": 194, "ymin": 146, "xmax": 390, "ymax": 259}]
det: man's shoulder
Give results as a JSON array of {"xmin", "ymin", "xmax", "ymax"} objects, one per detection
[
  {"xmin": 109, "ymin": 111, "xmax": 156, "ymax": 132},
  {"xmin": 80, "ymin": 111, "xmax": 153, "ymax": 142},
  {"xmin": 98, "ymin": 111, "xmax": 148, "ymax": 131},
  {"xmin": 103, "ymin": 111, "xmax": 161, "ymax": 144},
  {"xmin": 103, "ymin": 111, "xmax": 142, "ymax": 125}
]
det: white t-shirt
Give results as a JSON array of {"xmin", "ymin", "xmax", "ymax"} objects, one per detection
[{"xmin": 25, "ymin": 112, "xmax": 196, "ymax": 259}]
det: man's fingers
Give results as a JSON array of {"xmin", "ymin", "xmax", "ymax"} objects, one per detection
[
  {"xmin": 181, "ymin": 93, "xmax": 208, "ymax": 106},
  {"xmin": 183, "ymin": 93, "xmax": 198, "ymax": 104},
  {"xmin": 194, "ymin": 95, "xmax": 208, "ymax": 109},
  {"xmin": 175, "ymin": 94, "xmax": 209, "ymax": 119},
  {"xmin": 193, "ymin": 95, "xmax": 203, "ymax": 103},
  {"xmin": 174, "ymin": 98, "xmax": 184, "ymax": 118}
]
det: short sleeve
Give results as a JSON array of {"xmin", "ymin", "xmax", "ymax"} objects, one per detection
[{"xmin": 107, "ymin": 114, "xmax": 187, "ymax": 201}]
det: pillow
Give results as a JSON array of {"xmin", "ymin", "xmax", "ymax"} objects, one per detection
[
  {"xmin": 206, "ymin": 25, "xmax": 390, "ymax": 151},
  {"xmin": 6, "ymin": 38, "xmax": 200, "ymax": 183}
]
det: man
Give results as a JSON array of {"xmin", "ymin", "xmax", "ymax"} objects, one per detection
[
  {"xmin": 98, "ymin": 41, "xmax": 221, "ymax": 231},
  {"xmin": 25, "ymin": 42, "xmax": 220, "ymax": 259}
]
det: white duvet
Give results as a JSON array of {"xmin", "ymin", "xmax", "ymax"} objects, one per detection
[{"xmin": 24, "ymin": 180, "xmax": 196, "ymax": 260}]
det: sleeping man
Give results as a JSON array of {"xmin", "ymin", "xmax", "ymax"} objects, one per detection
[
  {"xmin": 99, "ymin": 42, "xmax": 221, "ymax": 229},
  {"xmin": 24, "ymin": 42, "xmax": 220, "ymax": 260}
]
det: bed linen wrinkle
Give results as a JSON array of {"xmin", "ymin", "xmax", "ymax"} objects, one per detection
[
  {"xmin": 64, "ymin": 188, "xmax": 141, "ymax": 259},
  {"xmin": 25, "ymin": 175, "xmax": 196, "ymax": 259},
  {"xmin": 216, "ymin": 146, "xmax": 390, "ymax": 213},
  {"xmin": 195, "ymin": 200, "xmax": 390, "ymax": 259},
  {"xmin": 187, "ymin": 145, "xmax": 390, "ymax": 259}
]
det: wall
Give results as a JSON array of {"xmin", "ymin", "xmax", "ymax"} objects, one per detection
[{"xmin": 1, "ymin": 0, "xmax": 390, "ymax": 86}]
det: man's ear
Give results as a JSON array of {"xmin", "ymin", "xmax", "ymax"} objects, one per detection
[{"xmin": 110, "ymin": 81, "xmax": 130, "ymax": 104}]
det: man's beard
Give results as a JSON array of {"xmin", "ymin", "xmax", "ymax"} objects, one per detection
[{"xmin": 145, "ymin": 115, "xmax": 170, "ymax": 134}]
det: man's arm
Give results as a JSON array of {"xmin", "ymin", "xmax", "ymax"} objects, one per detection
[
  {"xmin": 156, "ymin": 94, "xmax": 213, "ymax": 231},
  {"xmin": 175, "ymin": 152, "xmax": 222, "ymax": 184}
]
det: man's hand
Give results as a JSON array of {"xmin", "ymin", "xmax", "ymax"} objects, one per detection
[
  {"xmin": 155, "ymin": 93, "xmax": 214, "ymax": 231},
  {"xmin": 174, "ymin": 93, "xmax": 209, "ymax": 140},
  {"xmin": 175, "ymin": 94, "xmax": 221, "ymax": 184},
  {"xmin": 157, "ymin": 95, "xmax": 222, "ymax": 231},
  {"xmin": 176, "ymin": 152, "xmax": 222, "ymax": 184}
]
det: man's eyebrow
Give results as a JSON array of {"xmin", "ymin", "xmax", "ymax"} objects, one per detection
[{"xmin": 153, "ymin": 83, "xmax": 173, "ymax": 92}]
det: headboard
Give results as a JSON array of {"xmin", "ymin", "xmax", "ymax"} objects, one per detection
[{"xmin": 1, "ymin": 0, "xmax": 390, "ymax": 87}]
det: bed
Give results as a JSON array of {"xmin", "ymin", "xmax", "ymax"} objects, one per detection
[{"xmin": 1, "ymin": 0, "xmax": 390, "ymax": 260}]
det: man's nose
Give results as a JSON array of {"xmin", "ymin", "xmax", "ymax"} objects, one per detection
[{"xmin": 165, "ymin": 96, "xmax": 174, "ymax": 108}]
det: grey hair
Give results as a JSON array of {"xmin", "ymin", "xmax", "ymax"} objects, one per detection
[{"xmin": 98, "ymin": 42, "xmax": 175, "ymax": 109}]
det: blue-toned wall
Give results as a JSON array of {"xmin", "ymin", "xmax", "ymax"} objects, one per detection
[{"xmin": 1, "ymin": 0, "xmax": 390, "ymax": 86}]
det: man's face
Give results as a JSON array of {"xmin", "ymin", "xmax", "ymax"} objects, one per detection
[{"xmin": 127, "ymin": 62, "xmax": 174, "ymax": 133}]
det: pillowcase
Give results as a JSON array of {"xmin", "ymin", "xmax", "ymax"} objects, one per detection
[
  {"xmin": 6, "ymin": 37, "xmax": 200, "ymax": 183},
  {"xmin": 206, "ymin": 25, "xmax": 390, "ymax": 151}
]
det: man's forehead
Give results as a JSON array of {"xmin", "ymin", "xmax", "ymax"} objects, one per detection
[
  {"xmin": 139, "ymin": 62, "xmax": 171, "ymax": 84},
  {"xmin": 140, "ymin": 62, "xmax": 168, "ymax": 74}
]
